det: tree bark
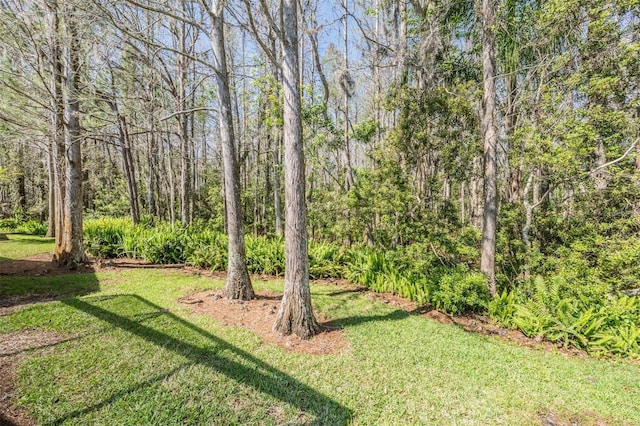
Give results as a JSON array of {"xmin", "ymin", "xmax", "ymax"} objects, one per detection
[
  {"xmin": 206, "ymin": 0, "xmax": 254, "ymax": 300},
  {"xmin": 506, "ymin": 74, "xmax": 521, "ymax": 204},
  {"xmin": 272, "ymin": 124, "xmax": 283, "ymax": 236},
  {"xmin": 46, "ymin": 142, "xmax": 56, "ymax": 237},
  {"xmin": 147, "ymin": 112, "xmax": 157, "ymax": 217},
  {"xmin": 55, "ymin": 3, "xmax": 86, "ymax": 266},
  {"xmin": 479, "ymin": 0, "xmax": 498, "ymax": 297},
  {"xmin": 273, "ymin": 0, "xmax": 319, "ymax": 339},
  {"xmin": 120, "ymin": 113, "xmax": 140, "ymax": 224},
  {"xmin": 103, "ymin": 83, "xmax": 140, "ymax": 224},
  {"xmin": 175, "ymin": 5, "xmax": 192, "ymax": 226},
  {"xmin": 46, "ymin": 0, "xmax": 65, "ymax": 242}
]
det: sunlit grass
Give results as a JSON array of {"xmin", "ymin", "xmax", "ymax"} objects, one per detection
[
  {"xmin": 0, "ymin": 234, "xmax": 54, "ymax": 262},
  {"xmin": 1, "ymin": 268, "xmax": 639, "ymax": 425}
]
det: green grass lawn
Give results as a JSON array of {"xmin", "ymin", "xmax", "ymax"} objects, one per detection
[
  {"xmin": 1, "ymin": 241, "xmax": 639, "ymax": 424},
  {"xmin": 0, "ymin": 234, "xmax": 54, "ymax": 262}
]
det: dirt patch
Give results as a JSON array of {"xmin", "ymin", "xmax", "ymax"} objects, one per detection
[
  {"xmin": 0, "ymin": 253, "xmax": 96, "ymax": 277},
  {"xmin": 0, "ymin": 255, "xmax": 185, "ymax": 278},
  {"xmin": 0, "ymin": 330, "xmax": 70, "ymax": 426},
  {"xmin": 538, "ymin": 409, "xmax": 623, "ymax": 426},
  {"xmin": 179, "ymin": 290, "xmax": 348, "ymax": 356},
  {"xmin": 0, "ymin": 294, "xmax": 70, "ymax": 318}
]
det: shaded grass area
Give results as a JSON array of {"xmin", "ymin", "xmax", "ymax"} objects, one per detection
[
  {"xmin": 0, "ymin": 274, "xmax": 99, "ymax": 299},
  {"xmin": 1, "ymin": 269, "xmax": 639, "ymax": 425},
  {"xmin": 0, "ymin": 234, "xmax": 54, "ymax": 262}
]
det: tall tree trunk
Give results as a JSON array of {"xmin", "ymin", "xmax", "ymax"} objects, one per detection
[
  {"xmin": 506, "ymin": 74, "xmax": 521, "ymax": 204},
  {"xmin": 479, "ymin": 0, "xmax": 498, "ymax": 297},
  {"xmin": 343, "ymin": 0, "xmax": 354, "ymax": 190},
  {"xmin": 104, "ymin": 83, "xmax": 140, "ymax": 224},
  {"xmin": 177, "ymin": 10, "xmax": 191, "ymax": 226},
  {"xmin": 166, "ymin": 133, "xmax": 176, "ymax": 225},
  {"xmin": 120, "ymin": 114, "xmax": 140, "ymax": 224},
  {"xmin": 46, "ymin": 143, "xmax": 56, "ymax": 237},
  {"xmin": 272, "ymin": 126, "xmax": 283, "ymax": 236},
  {"xmin": 206, "ymin": 0, "xmax": 254, "ymax": 300},
  {"xmin": 46, "ymin": 0, "xmax": 65, "ymax": 240},
  {"xmin": 634, "ymin": 142, "xmax": 640, "ymax": 217},
  {"xmin": 55, "ymin": 3, "xmax": 86, "ymax": 266},
  {"xmin": 16, "ymin": 143, "xmax": 26, "ymax": 213},
  {"xmin": 147, "ymin": 113, "xmax": 157, "ymax": 217},
  {"xmin": 273, "ymin": 0, "xmax": 320, "ymax": 339}
]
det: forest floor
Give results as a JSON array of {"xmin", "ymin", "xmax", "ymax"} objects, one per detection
[{"xmin": 0, "ymin": 235, "xmax": 638, "ymax": 425}]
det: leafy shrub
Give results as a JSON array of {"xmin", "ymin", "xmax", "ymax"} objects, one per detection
[
  {"xmin": 343, "ymin": 247, "xmax": 430, "ymax": 304},
  {"xmin": 545, "ymin": 300, "xmax": 605, "ymax": 349},
  {"xmin": 84, "ymin": 218, "xmax": 136, "ymax": 258},
  {"xmin": 590, "ymin": 296, "xmax": 640, "ymax": 357},
  {"xmin": 0, "ymin": 218, "xmax": 18, "ymax": 232},
  {"xmin": 491, "ymin": 276, "xmax": 640, "ymax": 358},
  {"xmin": 308, "ymin": 242, "xmax": 346, "ymax": 278},
  {"xmin": 139, "ymin": 227, "xmax": 188, "ymax": 264},
  {"xmin": 429, "ymin": 270, "xmax": 490, "ymax": 315},
  {"xmin": 345, "ymin": 248, "xmax": 384, "ymax": 286},
  {"xmin": 489, "ymin": 290, "xmax": 518, "ymax": 326},
  {"xmin": 14, "ymin": 220, "xmax": 47, "ymax": 236},
  {"xmin": 245, "ymin": 236, "xmax": 284, "ymax": 275},
  {"xmin": 511, "ymin": 303, "xmax": 552, "ymax": 338},
  {"xmin": 185, "ymin": 230, "xmax": 227, "ymax": 270}
]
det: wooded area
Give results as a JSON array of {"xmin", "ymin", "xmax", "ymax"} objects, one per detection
[{"xmin": 1, "ymin": 0, "xmax": 639, "ymax": 343}]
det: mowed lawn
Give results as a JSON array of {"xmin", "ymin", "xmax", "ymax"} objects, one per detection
[
  {"xmin": 0, "ymin": 234, "xmax": 54, "ymax": 262},
  {"xmin": 1, "ymin": 237, "xmax": 639, "ymax": 425}
]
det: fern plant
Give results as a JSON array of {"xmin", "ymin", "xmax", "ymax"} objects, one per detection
[{"xmin": 489, "ymin": 290, "xmax": 518, "ymax": 326}]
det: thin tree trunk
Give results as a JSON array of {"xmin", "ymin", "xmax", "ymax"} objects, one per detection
[
  {"xmin": 147, "ymin": 112, "xmax": 157, "ymax": 217},
  {"xmin": 104, "ymin": 84, "xmax": 140, "ymax": 224},
  {"xmin": 273, "ymin": 0, "xmax": 320, "ymax": 339},
  {"xmin": 120, "ymin": 114, "xmax": 140, "ymax": 224},
  {"xmin": 273, "ymin": 126, "xmax": 283, "ymax": 235},
  {"xmin": 178, "ymin": 11, "xmax": 191, "ymax": 226},
  {"xmin": 166, "ymin": 133, "xmax": 176, "ymax": 225},
  {"xmin": 479, "ymin": 0, "xmax": 498, "ymax": 297},
  {"xmin": 343, "ymin": 0, "xmax": 354, "ymax": 190},
  {"xmin": 593, "ymin": 137, "xmax": 610, "ymax": 191},
  {"xmin": 206, "ymin": 0, "xmax": 254, "ymax": 300},
  {"xmin": 16, "ymin": 143, "xmax": 26, "ymax": 213},
  {"xmin": 506, "ymin": 75, "xmax": 521, "ymax": 204},
  {"xmin": 634, "ymin": 142, "xmax": 640, "ymax": 217},
  {"xmin": 46, "ymin": 142, "xmax": 55, "ymax": 237}
]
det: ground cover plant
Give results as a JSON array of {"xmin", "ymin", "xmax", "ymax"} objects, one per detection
[{"xmin": 1, "ymin": 254, "xmax": 640, "ymax": 425}]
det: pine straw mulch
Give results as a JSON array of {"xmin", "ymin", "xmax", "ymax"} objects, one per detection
[{"xmin": 178, "ymin": 289, "xmax": 349, "ymax": 356}]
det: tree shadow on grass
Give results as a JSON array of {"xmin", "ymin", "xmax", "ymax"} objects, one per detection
[
  {"xmin": 58, "ymin": 294, "xmax": 352, "ymax": 425},
  {"xmin": 0, "ymin": 269, "xmax": 100, "ymax": 312},
  {"xmin": 331, "ymin": 309, "xmax": 411, "ymax": 329}
]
